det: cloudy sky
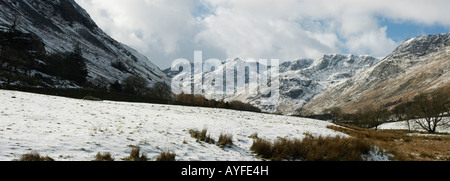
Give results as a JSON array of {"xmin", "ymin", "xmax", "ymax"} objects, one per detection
[{"xmin": 75, "ymin": 0, "xmax": 450, "ymax": 69}]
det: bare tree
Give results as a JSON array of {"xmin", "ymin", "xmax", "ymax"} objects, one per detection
[
  {"xmin": 151, "ymin": 81, "xmax": 172, "ymax": 100},
  {"xmin": 123, "ymin": 76, "xmax": 149, "ymax": 95},
  {"xmin": 369, "ymin": 106, "xmax": 389, "ymax": 130},
  {"xmin": 323, "ymin": 107, "xmax": 343, "ymax": 123},
  {"xmin": 393, "ymin": 102, "xmax": 414, "ymax": 132},
  {"xmin": 410, "ymin": 88, "xmax": 450, "ymax": 133},
  {"xmin": 355, "ymin": 105, "xmax": 389, "ymax": 130}
]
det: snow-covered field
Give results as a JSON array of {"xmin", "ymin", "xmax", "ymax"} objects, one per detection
[
  {"xmin": 379, "ymin": 119, "xmax": 450, "ymax": 134},
  {"xmin": 0, "ymin": 90, "xmax": 352, "ymax": 161}
]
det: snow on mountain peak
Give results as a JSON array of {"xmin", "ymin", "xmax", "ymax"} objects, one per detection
[
  {"xmin": 164, "ymin": 53, "xmax": 380, "ymax": 114},
  {"xmin": 0, "ymin": 0, "xmax": 168, "ymax": 87},
  {"xmin": 303, "ymin": 33, "xmax": 450, "ymax": 114}
]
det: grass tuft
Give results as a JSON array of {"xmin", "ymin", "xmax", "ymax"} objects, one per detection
[
  {"xmin": 190, "ymin": 128, "xmax": 215, "ymax": 144},
  {"xmin": 121, "ymin": 147, "xmax": 148, "ymax": 161},
  {"xmin": 250, "ymin": 138, "xmax": 273, "ymax": 159},
  {"xmin": 248, "ymin": 132, "xmax": 259, "ymax": 139},
  {"xmin": 92, "ymin": 152, "xmax": 115, "ymax": 161},
  {"xmin": 217, "ymin": 133, "xmax": 233, "ymax": 148},
  {"xmin": 156, "ymin": 151, "xmax": 176, "ymax": 161},
  {"xmin": 18, "ymin": 152, "xmax": 54, "ymax": 161}
]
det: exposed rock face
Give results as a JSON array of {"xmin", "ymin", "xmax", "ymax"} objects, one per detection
[
  {"xmin": 303, "ymin": 33, "xmax": 450, "ymax": 114},
  {"xmin": 166, "ymin": 33, "xmax": 450, "ymax": 115},
  {"xmin": 165, "ymin": 54, "xmax": 380, "ymax": 114},
  {"xmin": 263, "ymin": 54, "xmax": 380, "ymax": 114}
]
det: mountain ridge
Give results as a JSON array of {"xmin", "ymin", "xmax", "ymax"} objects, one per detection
[
  {"xmin": 165, "ymin": 54, "xmax": 381, "ymax": 114},
  {"xmin": 165, "ymin": 32, "xmax": 449, "ymax": 115},
  {"xmin": 302, "ymin": 32, "xmax": 450, "ymax": 114},
  {"xmin": 0, "ymin": 0, "xmax": 168, "ymax": 88}
]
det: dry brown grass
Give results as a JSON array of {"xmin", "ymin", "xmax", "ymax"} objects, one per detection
[
  {"xmin": 250, "ymin": 135, "xmax": 371, "ymax": 161},
  {"xmin": 328, "ymin": 123, "xmax": 450, "ymax": 161},
  {"xmin": 18, "ymin": 152, "xmax": 54, "ymax": 161},
  {"xmin": 217, "ymin": 133, "xmax": 233, "ymax": 148},
  {"xmin": 155, "ymin": 151, "xmax": 176, "ymax": 161},
  {"xmin": 248, "ymin": 132, "xmax": 259, "ymax": 139},
  {"xmin": 121, "ymin": 147, "xmax": 148, "ymax": 161},
  {"xmin": 189, "ymin": 128, "xmax": 215, "ymax": 144},
  {"xmin": 93, "ymin": 152, "xmax": 115, "ymax": 161},
  {"xmin": 250, "ymin": 138, "xmax": 273, "ymax": 159}
]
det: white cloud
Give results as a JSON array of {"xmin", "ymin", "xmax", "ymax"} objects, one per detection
[
  {"xmin": 76, "ymin": 0, "xmax": 204, "ymax": 68},
  {"xmin": 345, "ymin": 26, "xmax": 398, "ymax": 56},
  {"xmin": 75, "ymin": 0, "xmax": 450, "ymax": 68},
  {"xmin": 195, "ymin": 8, "xmax": 339, "ymax": 61},
  {"xmin": 80, "ymin": 0, "xmax": 198, "ymax": 53}
]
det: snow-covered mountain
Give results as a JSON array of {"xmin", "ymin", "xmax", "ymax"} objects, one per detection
[
  {"xmin": 0, "ymin": 0, "xmax": 167, "ymax": 87},
  {"xmin": 162, "ymin": 30, "xmax": 450, "ymax": 117},
  {"xmin": 272, "ymin": 54, "xmax": 380, "ymax": 114},
  {"xmin": 166, "ymin": 54, "xmax": 380, "ymax": 114},
  {"xmin": 303, "ymin": 33, "xmax": 450, "ymax": 114},
  {"xmin": 250, "ymin": 54, "xmax": 379, "ymax": 114}
]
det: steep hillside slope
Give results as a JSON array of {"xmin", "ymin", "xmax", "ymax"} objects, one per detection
[
  {"xmin": 271, "ymin": 54, "xmax": 379, "ymax": 114},
  {"xmin": 303, "ymin": 33, "xmax": 450, "ymax": 114},
  {"xmin": 0, "ymin": 0, "xmax": 167, "ymax": 87}
]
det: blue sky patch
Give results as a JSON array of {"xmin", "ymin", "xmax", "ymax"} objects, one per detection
[{"xmin": 380, "ymin": 18, "xmax": 449, "ymax": 42}]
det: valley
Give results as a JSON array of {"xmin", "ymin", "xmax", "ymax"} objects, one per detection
[{"xmin": 0, "ymin": 0, "xmax": 449, "ymax": 163}]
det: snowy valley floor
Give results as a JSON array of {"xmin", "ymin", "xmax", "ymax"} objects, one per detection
[
  {"xmin": 0, "ymin": 90, "xmax": 350, "ymax": 161},
  {"xmin": 3, "ymin": 89, "xmax": 445, "ymax": 161}
]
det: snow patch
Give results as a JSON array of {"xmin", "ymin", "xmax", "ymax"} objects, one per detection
[
  {"xmin": 378, "ymin": 119, "xmax": 450, "ymax": 134},
  {"xmin": 0, "ymin": 90, "xmax": 347, "ymax": 161}
]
